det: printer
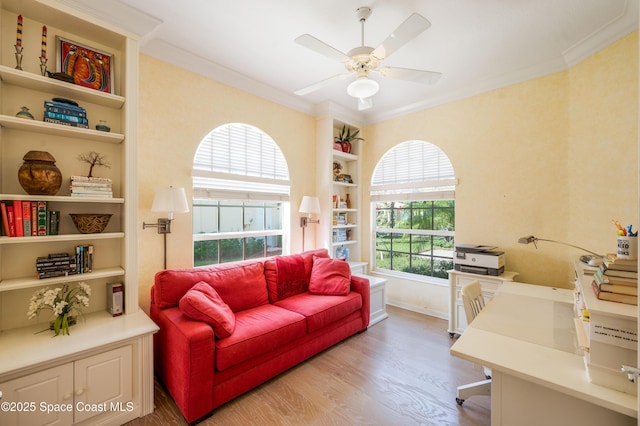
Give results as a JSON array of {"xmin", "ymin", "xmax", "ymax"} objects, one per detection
[{"xmin": 454, "ymin": 244, "xmax": 505, "ymax": 276}]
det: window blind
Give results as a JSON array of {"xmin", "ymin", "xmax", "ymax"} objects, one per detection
[
  {"xmin": 370, "ymin": 140, "xmax": 456, "ymax": 201},
  {"xmin": 193, "ymin": 123, "xmax": 290, "ymax": 201}
]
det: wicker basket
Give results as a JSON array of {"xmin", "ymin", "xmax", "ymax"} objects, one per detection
[{"xmin": 70, "ymin": 214, "xmax": 112, "ymax": 234}]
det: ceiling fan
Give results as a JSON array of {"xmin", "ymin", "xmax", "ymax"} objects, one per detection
[{"xmin": 294, "ymin": 6, "xmax": 442, "ymax": 110}]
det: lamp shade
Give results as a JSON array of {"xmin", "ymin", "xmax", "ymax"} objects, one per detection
[
  {"xmin": 299, "ymin": 196, "xmax": 320, "ymax": 214},
  {"xmin": 347, "ymin": 76, "xmax": 379, "ymax": 98},
  {"xmin": 151, "ymin": 187, "xmax": 189, "ymax": 214}
]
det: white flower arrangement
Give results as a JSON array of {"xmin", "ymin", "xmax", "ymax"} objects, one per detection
[{"xmin": 27, "ymin": 282, "xmax": 91, "ymax": 336}]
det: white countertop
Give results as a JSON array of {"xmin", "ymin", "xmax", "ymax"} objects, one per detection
[
  {"xmin": 0, "ymin": 310, "xmax": 158, "ymax": 376},
  {"xmin": 450, "ymin": 281, "xmax": 637, "ymax": 418}
]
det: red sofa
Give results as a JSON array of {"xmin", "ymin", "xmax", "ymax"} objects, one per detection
[{"xmin": 150, "ymin": 249, "xmax": 370, "ymax": 423}]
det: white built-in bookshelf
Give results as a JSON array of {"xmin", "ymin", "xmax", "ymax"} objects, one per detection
[
  {"xmin": 316, "ymin": 116, "xmax": 363, "ymax": 264},
  {"xmin": 0, "ymin": 1, "xmax": 156, "ymax": 424}
]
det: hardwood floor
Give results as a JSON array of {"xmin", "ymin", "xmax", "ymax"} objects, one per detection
[{"xmin": 125, "ymin": 306, "xmax": 490, "ymax": 425}]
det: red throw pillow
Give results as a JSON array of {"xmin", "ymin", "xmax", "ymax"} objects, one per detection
[
  {"xmin": 179, "ymin": 282, "xmax": 235, "ymax": 338},
  {"xmin": 308, "ymin": 257, "xmax": 351, "ymax": 296},
  {"xmin": 271, "ymin": 255, "xmax": 308, "ymax": 301}
]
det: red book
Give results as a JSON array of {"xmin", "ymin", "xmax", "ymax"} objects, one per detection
[
  {"xmin": 0, "ymin": 202, "xmax": 10, "ymax": 237},
  {"xmin": 7, "ymin": 206, "xmax": 16, "ymax": 237},
  {"xmin": 13, "ymin": 200, "xmax": 23, "ymax": 237}
]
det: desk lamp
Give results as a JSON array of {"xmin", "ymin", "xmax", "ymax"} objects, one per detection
[{"xmin": 518, "ymin": 235, "xmax": 603, "ymax": 266}]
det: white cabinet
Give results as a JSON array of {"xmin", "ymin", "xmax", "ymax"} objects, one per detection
[
  {"xmin": 0, "ymin": 363, "xmax": 73, "ymax": 426},
  {"xmin": 0, "ymin": 346, "xmax": 132, "ymax": 426},
  {"xmin": 360, "ymin": 275, "xmax": 388, "ymax": 326},
  {"xmin": 0, "ymin": 312, "xmax": 155, "ymax": 424},
  {"xmin": 448, "ymin": 269, "xmax": 518, "ymax": 336}
]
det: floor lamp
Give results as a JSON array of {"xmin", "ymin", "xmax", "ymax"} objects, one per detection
[
  {"xmin": 143, "ymin": 186, "xmax": 190, "ymax": 269},
  {"xmin": 299, "ymin": 196, "xmax": 320, "ymax": 251}
]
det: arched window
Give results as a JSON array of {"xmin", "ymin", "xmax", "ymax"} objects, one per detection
[
  {"xmin": 371, "ymin": 140, "xmax": 457, "ymax": 280},
  {"xmin": 192, "ymin": 123, "xmax": 290, "ymax": 265}
]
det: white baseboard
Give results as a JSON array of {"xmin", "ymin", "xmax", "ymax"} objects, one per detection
[{"xmin": 386, "ymin": 299, "xmax": 448, "ymax": 321}]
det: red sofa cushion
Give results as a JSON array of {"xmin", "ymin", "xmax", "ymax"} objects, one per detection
[
  {"xmin": 153, "ymin": 261, "xmax": 268, "ymax": 312},
  {"xmin": 308, "ymin": 257, "xmax": 351, "ymax": 296},
  {"xmin": 274, "ymin": 292, "xmax": 363, "ymax": 333},
  {"xmin": 264, "ymin": 249, "xmax": 330, "ymax": 302},
  {"xmin": 275, "ymin": 254, "xmax": 307, "ymax": 299},
  {"xmin": 215, "ymin": 304, "xmax": 307, "ymax": 371},
  {"xmin": 179, "ymin": 282, "xmax": 236, "ymax": 338}
]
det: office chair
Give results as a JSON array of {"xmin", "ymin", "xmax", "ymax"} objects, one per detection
[{"xmin": 455, "ymin": 280, "xmax": 492, "ymax": 406}]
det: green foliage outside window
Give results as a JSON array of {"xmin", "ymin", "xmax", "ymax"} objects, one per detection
[{"xmin": 375, "ymin": 201, "xmax": 455, "ymax": 278}]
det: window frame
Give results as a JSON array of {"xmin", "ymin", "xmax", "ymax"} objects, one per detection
[
  {"xmin": 373, "ymin": 200, "xmax": 455, "ymax": 283},
  {"xmin": 370, "ymin": 141, "xmax": 457, "ymax": 283},
  {"xmin": 192, "ymin": 123, "xmax": 290, "ymax": 266}
]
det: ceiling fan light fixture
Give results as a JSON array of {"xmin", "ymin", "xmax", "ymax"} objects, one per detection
[{"xmin": 347, "ymin": 76, "xmax": 379, "ymax": 98}]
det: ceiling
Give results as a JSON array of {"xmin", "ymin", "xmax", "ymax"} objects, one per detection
[{"xmin": 58, "ymin": 0, "xmax": 638, "ymax": 124}]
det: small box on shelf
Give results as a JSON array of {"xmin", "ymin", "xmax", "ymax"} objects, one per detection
[{"xmin": 107, "ymin": 282, "xmax": 124, "ymax": 317}]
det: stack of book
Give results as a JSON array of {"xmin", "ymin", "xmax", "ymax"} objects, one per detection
[
  {"xmin": 332, "ymin": 229, "xmax": 347, "ymax": 243},
  {"xmin": 43, "ymin": 99, "xmax": 89, "ymax": 128},
  {"xmin": 36, "ymin": 253, "xmax": 77, "ymax": 279},
  {"xmin": 1, "ymin": 200, "xmax": 50, "ymax": 237},
  {"xmin": 70, "ymin": 176, "xmax": 113, "ymax": 198},
  {"xmin": 592, "ymin": 253, "xmax": 638, "ymax": 305},
  {"xmin": 34, "ymin": 245, "xmax": 94, "ymax": 279}
]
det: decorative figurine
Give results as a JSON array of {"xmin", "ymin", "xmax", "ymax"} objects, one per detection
[
  {"xmin": 95, "ymin": 120, "xmax": 111, "ymax": 132},
  {"xmin": 16, "ymin": 106, "xmax": 34, "ymax": 120}
]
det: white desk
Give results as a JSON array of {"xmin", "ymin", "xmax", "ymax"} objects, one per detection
[{"xmin": 451, "ymin": 282, "xmax": 637, "ymax": 426}]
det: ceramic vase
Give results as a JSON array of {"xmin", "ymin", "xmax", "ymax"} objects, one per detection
[{"xmin": 18, "ymin": 151, "xmax": 62, "ymax": 195}]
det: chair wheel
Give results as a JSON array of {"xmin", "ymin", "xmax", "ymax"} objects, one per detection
[{"xmin": 456, "ymin": 397, "xmax": 464, "ymax": 406}]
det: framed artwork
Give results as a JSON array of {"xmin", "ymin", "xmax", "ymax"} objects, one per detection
[{"xmin": 57, "ymin": 37, "xmax": 113, "ymax": 93}]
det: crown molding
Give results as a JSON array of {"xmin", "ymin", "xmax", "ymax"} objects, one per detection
[
  {"xmin": 53, "ymin": 0, "xmax": 162, "ymax": 38},
  {"xmin": 140, "ymin": 39, "xmax": 317, "ymax": 117},
  {"xmin": 562, "ymin": 0, "xmax": 638, "ymax": 67},
  {"xmin": 363, "ymin": 2, "xmax": 638, "ymax": 125},
  {"xmin": 56, "ymin": 0, "xmax": 639, "ymax": 126}
]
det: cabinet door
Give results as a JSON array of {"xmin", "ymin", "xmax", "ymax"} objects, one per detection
[
  {"xmin": 0, "ymin": 363, "xmax": 74, "ymax": 426},
  {"xmin": 74, "ymin": 345, "xmax": 132, "ymax": 423}
]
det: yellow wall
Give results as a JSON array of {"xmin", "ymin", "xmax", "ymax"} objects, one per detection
[
  {"xmin": 136, "ymin": 32, "xmax": 637, "ymax": 317},
  {"xmin": 137, "ymin": 55, "xmax": 316, "ymax": 312},
  {"xmin": 568, "ymin": 32, "xmax": 639, "ymax": 270},
  {"xmin": 361, "ymin": 32, "xmax": 637, "ymax": 316}
]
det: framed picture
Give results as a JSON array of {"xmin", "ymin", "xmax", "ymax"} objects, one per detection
[{"xmin": 57, "ymin": 37, "xmax": 113, "ymax": 93}]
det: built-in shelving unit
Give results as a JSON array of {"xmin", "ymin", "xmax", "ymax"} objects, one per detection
[
  {"xmin": 0, "ymin": 1, "xmax": 157, "ymax": 423},
  {"xmin": 573, "ymin": 261, "xmax": 637, "ymax": 395},
  {"xmin": 316, "ymin": 116, "xmax": 363, "ymax": 265}
]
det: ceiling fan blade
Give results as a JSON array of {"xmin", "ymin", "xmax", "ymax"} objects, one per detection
[
  {"xmin": 294, "ymin": 73, "xmax": 350, "ymax": 96},
  {"xmin": 372, "ymin": 13, "xmax": 431, "ymax": 61},
  {"xmin": 295, "ymin": 34, "xmax": 350, "ymax": 63},
  {"xmin": 379, "ymin": 67, "xmax": 442, "ymax": 85}
]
